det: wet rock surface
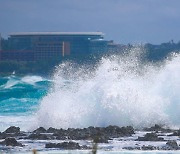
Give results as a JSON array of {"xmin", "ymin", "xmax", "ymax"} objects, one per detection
[
  {"xmin": 45, "ymin": 141, "xmax": 81, "ymax": 149},
  {"xmin": 0, "ymin": 125, "xmax": 179, "ymax": 151},
  {"xmin": 143, "ymin": 124, "xmax": 172, "ymax": 133},
  {"xmin": 165, "ymin": 140, "xmax": 180, "ymax": 150},
  {"xmin": 0, "ymin": 137, "xmax": 23, "ymax": 147},
  {"xmin": 28, "ymin": 125, "xmax": 134, "ymax": 141},
  {"xmin": 0, "ymin": 126, "xmax": 26, "ymax": 139},
  {"xmin": 168, "ymin": 129, "xmax": 180, "ymax": 136},
  {"xmin": 4, "ymin": 126, "xmax": 20, "ymax": 134},
  {"xmin": 33, "ymin": 127, "xmax": 46, "ymax": 134},
  {"xmin": 26, "ymin": 133, "xmax": 54, "ymax": 140},
  {"xmin": 136, "ymin": 132, "xmax": 164, "ymax": 141}
]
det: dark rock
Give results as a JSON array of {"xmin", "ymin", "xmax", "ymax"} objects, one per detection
[
  {"xmin": 0, "ymin": 132, "xmax": 27, "ymax": 140},
  {"xmin": 33, "ymin": 127, "xmax": 46, "ymax": 133},
  {"xmin": 47, "ymin": 127, "xmax": 59, "ymax": 133},
  {"xmin": 168, "ymin": 129, "xmax": 180, "ymax": 136},
  {"xmin": 119, "ymin": 126, "xmax": 135, "ymax": 136},
  {"xmin": 27, "ymin": 133, "xmax": 53, "ymax": 140},
  {"xmin": 123, "ymin": 146, "xmax": 141, "ymax": 150},
  {"xmin": 136, "ymin": 133, "xmax": 164, "ymax": 141},
  {"xmin": 141, "ymin": 145, "xmax": 157, "ymax": 150},
  {"xmin": 93, "ymin": 135, "xmax": 109, "ymax": 143},
  {"xmin": 47, "ymin": 125, "xmax": 135, "ymax": 141},
  {"xmin": 4, "ymin": 126, "xmax": 20, "ymax": 134},
  {"xmin": 22, "ymin": 125, "xmax": 134, "ymax": 142},
  {"xmin": 144, "ymin": 124, "xmax": 172, "ymax": 133},
  {"xmin": 53, "ymin": 128, "xmax": 68, "ymax": 140},
  {"xmin": 81, "ymin": 145, "xmax": 91, "ymax": 150},
  {"xmin": 104, "ymin": 125, "xmax": 134, "ymax": 137},
  {"xmin": 45, "ymin": 141, "xmax": 81, "ymax": 149},
  {"xmin": 0, "ymin": 138, "xmax": 23, "ymax": 147},
  {"xmin": 144, "ymin": 124, "xmax": 162, "ymax": 131},
  {"xmin": 55, "ymin": 135, "xmax": 67, "ymax": 140},
  {"xmin": 165, "ymin": 140, "xmax": 179, "ymax": 150},
  {"xmin": 45, "ymin": 143, "xmax": 57, "ymax": 148},
  {"xmin": 0, "ymin": 132, "xmax": 12, "ymax": 139}
]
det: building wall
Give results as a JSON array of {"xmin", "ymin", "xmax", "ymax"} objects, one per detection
[
  {"xmin": 1, "ymin": 33, "xmax": 111, "ymax": 61},
  {"xmin": 0, "ymin": 50, "xmax": 34, "ymax": 61},
  {"xmin": 34, "ymin": 41, "xmax": 63, "ymax": 60}
]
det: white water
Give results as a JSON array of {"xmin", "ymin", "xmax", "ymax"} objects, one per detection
[{"xmin": 36, "ymin": 47, "xmax": 180, "ymax": 129}]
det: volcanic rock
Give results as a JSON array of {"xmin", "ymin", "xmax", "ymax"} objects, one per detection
[
  {"xmin": 27, "ymin": 133, "xmax": 53, "ymax": 140},
  {"xmin": 45, "ymin": 141, "xmax": 81, "ymax": 149},
  {"xmin": 33, "ymin": 127, "xmax": 46, "ymax": 133},
  {"xmin": 50, "ymin": 125, "xmax": 134, "ymax": 141},
  {"xmin": 165, "ymin": 140, "xmax": 179, "ymax": 150},
  {"xmin": 0, "ymin": 132, "xmax": 13, "ymax": 139},
  {"xmin": 123, "ymin": 146, "xmax": 141, "ymax": 150},
  {"xmin": 47, "ymin": 127, "xmax": 59, "ymax": 133},
  {"xmin": 0, "ymin": 138, "xmax": 23, "ymax": 147},
  {"xmin": 168, "ymin": 129, "xmax": 180, "ymax": 136},
  {"xmin": 92, "ymin": 135, "xmax": 109, "ymax": 143},
  {"xmin": 4, "ymin": 126, "xmax": 20, "ymax": 134},
  {"xmin": 144, "ymin": 124, "xmax": 172, "ymax": 133},
  {"xmin": 136, "ymin": 133, "xmax": 164, "ymax": 141},
  {"xmin": 104, "ymin": 125, "xmax": 134, "ymax": 137},
  {"xmin": 141, "ymin": 145, "xmax": 157, "ymax": 150}
]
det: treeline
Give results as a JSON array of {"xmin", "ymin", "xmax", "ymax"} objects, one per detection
[
  {"xmin": 0, "ymin": 60, "xmax": 59, "ymax": 76},
  {"xmin": 145, "ymin": 41, "xmax": 180, "ymax": 61},
  {"xmin": 0, "ymin": 53, "xmax": 103, "ymax": 76},
  {"xmin": 0, "ymin": 41, "xmax": 180, "ymax": 76}
]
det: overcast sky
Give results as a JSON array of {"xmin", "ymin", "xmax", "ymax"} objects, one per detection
[{"xmin": 0, "ymin": 0, "xmax": 180, "ymax": 44}]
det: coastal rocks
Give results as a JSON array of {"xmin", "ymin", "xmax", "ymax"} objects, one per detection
[
  {"xmin": 144, "ymin": 124, "xmax": 171, "ymax": 133},
  {"xmin": 168, "ymin": 129, "xmax": 180, "ymax": 136},
  {"xmin": 0, "ymin": 125, "xmax": 179, "ymax": 152},
  {"xmin": 50, "ymin": 125, "xmax": 134, "ymax": 141},
  {"xmin": 0, "ymin": 132, "xmax": 13, "ymax": 139},
  {"xmin": 46, "ymin": 127, "xmax": 59, "ymax": 133},
  {"xmin": 104, "ymin": 125, "xmax": 134, "ymax": 137},
  {"xmin": 164, "ymin": 140, "xmax": 179, "ymax": 150},
  {"xmin": 45, "ymin": 141, "xmax": 81, "ymax": 149},
  {"xmin": 123, "ymin": 145, "xmax": 157, "ymax": 150},
  {"xmin": 136, "ymin": 133, "xmax": 164, "ymax": 141},
  {"xmin": 0, "ymin": 137, "xmax": 23, "ymax": 147},
  {"xmin": 33, "ymin": 127, "xmax": 46, "ymax": 133},
  {"xmin": 0, "ymin": 126, "xmax": 26, "ymax": 139},
  {"xmin": 92, "ymin": 135, "xmax": 109, "ymax": 143},
  {"xmin": 4, "ymin": 126, "xmax": 20, "ymax": 134},
  {"xmin": 123, "ymin": 141, "xmax": 180, "ymax": 151},
  {"xmin": 123, "ymin": 146, "xmax": 141, "ymax": 150},
  {"xmin": 27, "ymin": 133, "xmax": 54, "ymax": 140},
  {"xmin": 141, "ymin": 145, "xmax": 157, "ymax": 150}
]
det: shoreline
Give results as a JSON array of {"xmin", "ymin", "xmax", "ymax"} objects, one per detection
[{"xmin": 0, "ymin": 125, "xmax": 179, "ymax": 153}]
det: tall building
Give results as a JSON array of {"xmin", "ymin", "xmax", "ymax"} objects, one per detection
[
  {"xmin": 0, "ymin": 33, "xmax": 1, "ymax": 51},
  {"xmin": 0, "ymin": 32, "xmax": 122, "ymax": 61},
  {"xmin": 0, "ymin": 32, "xmax": 117, "ymax": 61}
]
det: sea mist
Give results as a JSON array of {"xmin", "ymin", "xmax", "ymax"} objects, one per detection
[{"xmin": 36, "ymin": 47, "xmax": 180, "ymax": 129}]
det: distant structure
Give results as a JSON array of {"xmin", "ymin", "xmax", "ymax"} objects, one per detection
[
  {"xmin": 0, "ymin": 33, "xmax": 1, "ymax": 60},
  {"xmin": 0, "ymin": 33, "xmax": 1, "ymax": 51},
  {"xmin": 0, "ymin": 32, "xmax": 121, "ymax": 61}
]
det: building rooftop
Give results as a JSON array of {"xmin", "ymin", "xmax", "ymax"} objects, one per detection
[{"xmin": 10, "ymin": 32, "xmax": 104, "ymax": 36}]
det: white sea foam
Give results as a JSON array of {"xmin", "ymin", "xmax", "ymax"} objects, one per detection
[
  {"xmin": 4, "ymin": 77, "xmax": 19, "ymax": 89},
  {"xmin": 36, "ymin": 47, "xmax": 180, "ymax": 129},
  {"xmin": 0, "ymin": 115, "xmax": 36, "ymax": 131},
  {"xmin": 21, "ymin": 75, "xmax": 44, "ymax": 84}
]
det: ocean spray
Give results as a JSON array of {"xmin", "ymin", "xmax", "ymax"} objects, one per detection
[{"xmin": 36, "ymin": 47, "xmax": 180, "ymax": 129}]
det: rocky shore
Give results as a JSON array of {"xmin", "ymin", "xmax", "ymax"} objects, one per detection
[{"xmin": 0, "ymin": 125, "xmax": 179, "ymax": 152}]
